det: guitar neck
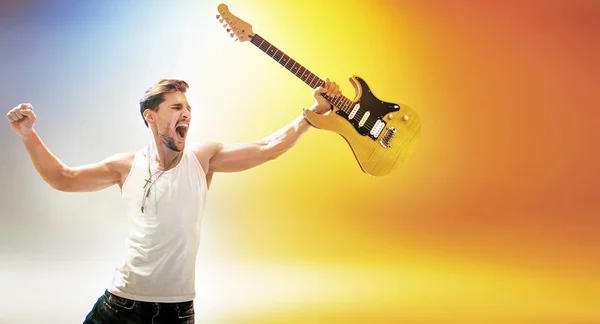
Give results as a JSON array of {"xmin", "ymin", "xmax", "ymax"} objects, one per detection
[{"xmin": 250, "ymin": 34, "xmax": 352, "ymax": 112}]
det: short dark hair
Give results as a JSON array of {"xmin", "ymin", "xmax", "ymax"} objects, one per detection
[{"xmin": 139, "ymin": 79, "xmax": 189, "ymax": 127}]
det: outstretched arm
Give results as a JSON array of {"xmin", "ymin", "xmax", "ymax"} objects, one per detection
[
  {"xmin": 7, "ymin": 104, "xmax": 132, "ymax": 192},
  {"xmin": 201, "ymin": 78, "xmax": 342, "ymax": 173},
  {"xmin": 203, "ymin": 113, "xmax": 311, "ymax": 173}
]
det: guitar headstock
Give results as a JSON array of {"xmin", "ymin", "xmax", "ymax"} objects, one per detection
[{"xmin": 216, "ymin": 4, "xmax": 254, "ymax": 42}]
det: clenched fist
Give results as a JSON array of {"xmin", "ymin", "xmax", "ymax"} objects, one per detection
[
  {"xmin": 310, "ymin": 77, "xmax": 341, "ymax": 115},
  {"xmin": 6, "ymin": 103, "xmax": 36, "ymax": 138}
]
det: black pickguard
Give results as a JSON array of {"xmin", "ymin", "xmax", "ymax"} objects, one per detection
[{"xmin": 335, "ymin": 77, "xmax": 401, "ymax": 140}]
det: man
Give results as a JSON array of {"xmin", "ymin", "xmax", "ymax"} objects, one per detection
[{"xmin": 6, "ymin": 78, "xmax": 341, "ymax": 323}]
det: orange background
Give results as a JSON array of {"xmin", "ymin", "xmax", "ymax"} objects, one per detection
[
  {"xmin": 200, "ymin": 0, "xmax": 600, "ymax": 322},
  {"xmin": 0, "ymin": 0, "xmax": 598, "ymax": 323}
]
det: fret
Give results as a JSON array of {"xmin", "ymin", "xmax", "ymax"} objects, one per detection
[
  {"xmin": 307, "ymin": 74, "xmax": 316, "ymax": 87},
  {"xmin": 301, "ymin": 70, "xmax": 312, "ymax": 82},
  {"xmin": 296, "ymin": 66, "xmax": 307, "ymax": 79},
  {"xmin": 272, "ymin": 49, "xmax": 283, "ymax": 62},
  {"xmin": 283, "ymin": 57, "xmax": 294, "ymax": 70},
  {"xmin": 279, "ymin": 54, "xmax": 290, "ymax": 66}
]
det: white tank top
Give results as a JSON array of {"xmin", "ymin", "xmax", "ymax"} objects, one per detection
[{"xmin": 108, "ymin": 146, "xmax": 207, "ymax": 302}]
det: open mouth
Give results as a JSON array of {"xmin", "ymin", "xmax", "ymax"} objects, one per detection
[{"xmin": 175, "ymin": 124, "xmax": 188, "ymax": 140}]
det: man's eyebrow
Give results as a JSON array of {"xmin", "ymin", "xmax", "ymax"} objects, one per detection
[{"xmin": 170, "ymin": 103, "xmax": 191, "ymax": 109}]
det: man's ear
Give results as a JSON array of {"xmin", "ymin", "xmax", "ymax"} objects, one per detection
[{"xmin": 144, "ymin": 110, "xmax": 154, "ymax": 124}]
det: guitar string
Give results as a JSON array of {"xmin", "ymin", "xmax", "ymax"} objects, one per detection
[
  {"xmin": 259, "ymin": 60, "xmax": 379, "ymax": 128},
  {"xmin": 252, "ymin": 35, "xmax": 383, "ymax": 131}
]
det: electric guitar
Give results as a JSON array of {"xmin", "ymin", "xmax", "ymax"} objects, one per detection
[{"xmin": 216, "ymin": 4, "xmax": 421, "ymax": 177}]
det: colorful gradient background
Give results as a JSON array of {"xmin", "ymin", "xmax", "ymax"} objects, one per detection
[{"xmin": 1, "ymin": 0, "xmax": 599, "ymax": 323}]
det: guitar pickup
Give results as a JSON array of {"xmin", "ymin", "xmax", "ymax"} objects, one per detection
[{"xmin": 370, "ymin": 119, "xmax": 386, "ymax": 137}]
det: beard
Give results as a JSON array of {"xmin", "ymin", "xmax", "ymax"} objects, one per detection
[{"xmin": 160, "ymin": 132, "xmax": 183, "ymax": 152}]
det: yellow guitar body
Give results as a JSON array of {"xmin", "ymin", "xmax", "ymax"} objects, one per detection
[{"xmin": 304, "ymin": 76, "xmax": 421, "ymax": 176}]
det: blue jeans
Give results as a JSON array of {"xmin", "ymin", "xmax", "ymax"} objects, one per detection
[{"xmin": 83, "ymin": 290, "xmax": 195, "ymax": 324}]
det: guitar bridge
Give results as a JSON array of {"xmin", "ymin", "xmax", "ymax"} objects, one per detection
[{"xmin": 379, "ymin": 127, "xmax": 396, "ymax": 148}]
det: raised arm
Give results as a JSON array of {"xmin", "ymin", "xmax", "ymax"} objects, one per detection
[
  {"xmin": 200, "ymin": 113, "xmax": 311, "ymax": 173},
  {"xmin": 198, "ymin": 78, "xmax": 342, "ymax": 174},
  {"xmin": 7, "ymin": 103, "xmax": 132, "ymax": 192}
]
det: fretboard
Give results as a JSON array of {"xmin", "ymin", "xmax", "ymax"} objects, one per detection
[{"xmin": 250, "ymin": 34, "xmax": 353, "ymax": 113}]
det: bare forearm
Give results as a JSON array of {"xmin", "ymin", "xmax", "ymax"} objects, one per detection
[
  {"xmin": 20, "ymin": 130, "xmax": 68, "ymax": 188},
  {"xmin": 261, "ymin": 113, "xmax": 312, "ymax": 159}
]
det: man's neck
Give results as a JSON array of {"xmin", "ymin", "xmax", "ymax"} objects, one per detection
[{"xmin": 151, "ymin": 142, "xmax": 182, "ymax": 171}]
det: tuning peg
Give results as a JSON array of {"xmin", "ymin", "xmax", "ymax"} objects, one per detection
[
  {"xmin": 226, "ymin": 28, "xmax": 231, "ymax": 32},
  {"xmin": 219, "ymin": 19, "xmax": 223, "ymax": 23},
  {"xmin": 216, "ymin": 14, "xmax": 220, "ymax": 19},
  {"xmin": 230, "ymin": 33, "xmax": 234, "ymax": 37}
]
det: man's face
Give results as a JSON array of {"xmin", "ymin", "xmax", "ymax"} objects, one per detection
[{"xmin": 153, "ymin": 91, "xmax": 191, "ymax": 152}]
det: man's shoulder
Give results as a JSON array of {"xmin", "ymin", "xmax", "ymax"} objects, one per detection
[
  {"xmin": 187, "ymin": 141, "xmax": 223, "ymax": 173},
  {"xmin": 105, "ymin": 151, "xmax": 136, "ymax": 163},
  {"xmin": 188, "ymin": 141, "xmax": 222, "ymax": 157},
  {"xmin": 102, "ymin": 151, "xmax": 136, "ymax": 174}
]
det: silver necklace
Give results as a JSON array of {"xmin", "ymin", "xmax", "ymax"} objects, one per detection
[{"xmin": 141, "ymin": 146, "xmax": 181, "ymax": 213}]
